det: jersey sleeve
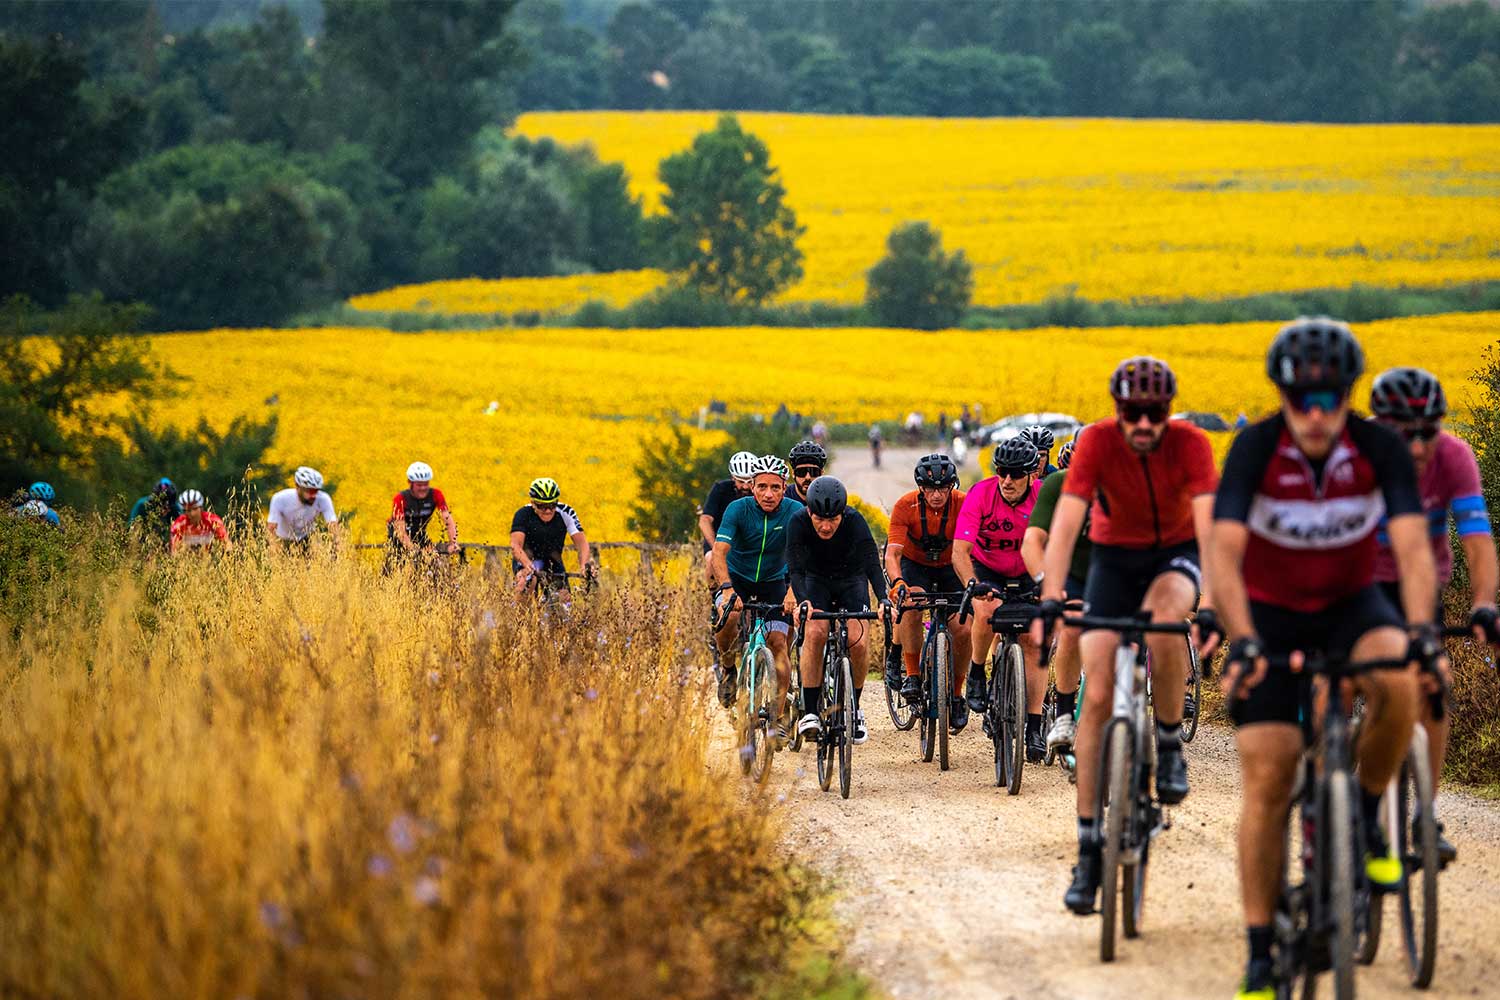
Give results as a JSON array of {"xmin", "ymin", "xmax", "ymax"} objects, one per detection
[
  {"xmin": 785, "ymin": 514, "xmax": 811, "ymax": 601},
  {"xmin": 1030, "ymin": 472, "xmax": 1063, "ymax": 532},
  {"xmin": 1213, "ymin": 419, "xmax": 1281, "ymax": 523},
  {"xmin": 389, "ymin": 493, "xmax": 406, "ymax": 524},
  {"xmin": 431, "ymin": 488, "xmax": 448, "ymax": 512},
  {"xmin": 954, "ymin": 483, "xmax": 984, "ymax": 542},
  {"xmin": 1351, "ymin": 418, "xmax": 1422, "ymax": 518},
  {"xmin": 701, "ymin": 481, "xmax": 730, "ymax": 521},
  {"xmin": 557, "ymin": 502, "xmax": 583, "ymax": 535},
  {"xmin": 853, "ymin": 514, "xmax": 888, "ymax": 601},
  {"xmin": 169, "ymin": 515, "xmax": 186, "ymax": 551},
  {"xmin": 509, "ymin": 506, "xmax": 528, "ymax": 534},
  {"xmin": 267, "ymin": 494, "xmax": 285, "ymax": 526},
  {"xmin": 886, "ymin": 494, "xmax": 914, "ymax": 553},
  {"xmin": 1182, "ymin": 426, "xmax": 1220, "ymax": 496},
  {"xmin": 715, "ymin": 499, "xmax": 739, "ymax": 544},
  {"xmin": 1062, "ymin": 425, "xmax": 1103, "ymax": 501},
  {"xmin": 318, "ymin": 493, "xmax": 339, "ymax": 523},
  {"xmin": 211, "ymin": 514, "xmax": 229, "ymax": 541}
]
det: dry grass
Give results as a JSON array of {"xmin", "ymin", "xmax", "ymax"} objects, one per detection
[{"xmin": 0, "ymin": 520, "xmax": 806, "ymax": 999}]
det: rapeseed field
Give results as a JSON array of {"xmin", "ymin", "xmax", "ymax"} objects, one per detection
[
  {"xmin": 350, "ymin": 270, "xmax": 668, "ymax": 315},
  {"xmin": 149, "ymin": 313, "xmax": 1499, "ymax": 546}
]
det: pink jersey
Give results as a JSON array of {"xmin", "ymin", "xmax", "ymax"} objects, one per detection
[
  {"xmin": 1373, "ymin": 431, "xmax": 1488, "ymax": 585},
  {"xmin": 955, "ymin": 477, "xmax": 1040, "ymax": 576}
]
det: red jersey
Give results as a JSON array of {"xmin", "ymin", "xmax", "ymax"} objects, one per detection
[
  {"xmin": 1063, "ymin": 417, "xmax": 1217, "ymax": 548},
  {"xmin": 170, "ymin": 511, "xmax": 228, "ymax": 553}
]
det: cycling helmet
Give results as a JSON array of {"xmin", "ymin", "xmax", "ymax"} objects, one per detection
[
  {"xmin": 1266, "ymin": 316, "xmax": 1364, "ymax": 390},
  {"xmin": 1057, "ymin": 439, "xmax": 1076, "ymax": 470},
  {"xmin": 804, "ymin": 476, "xmax": 848, "ymax": 518},
  {"xmin": 788, "ymin": 440, "xmax": 828, "ymax": 468},
  {"xmin": 1109, "ymin": 356, "xmax": 1177, "ymax": 403},
  {"xmin": 1020, "ymin": 424, "xmax": 1055, "ymax": 454},
  {"xmin": 179, "ymin": 489, "xmax": 205, "ymax": 508},
  {"xmin": 406, "ymin": 461, "xmax": 433, "ymax": 483},
  {"xmin": 293, "ymin": 466, "xmax": 324, "ymax": 490},
  {"xmin": 529, "ymin": 477, "xmax": 561, "ymax": 502},
  {"xmin": 728, "ymin": 450, "xmax": 757, "ymax": 479},
  {"xmin": 1370, "ymin": 367, "xmax": 1447, "ymax": 422},
  {"xmin": 750, "ymin": 454, "xmax": 787, "ymax": 479},
  {"xmin": 28, "ymin": 481, "xmax": 54, "ymax": 502},
  {"xmin": 913, "ymin": 452, "xmax": 959, "ymax": 489},
  {"xmin": 156, "ymin": 476, "xmax": 174, "ymax": 489},
  {"xmin": 993, "ymin": 437, "xmax": 1040, "ymax": 473}
]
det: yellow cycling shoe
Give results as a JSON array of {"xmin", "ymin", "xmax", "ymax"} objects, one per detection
[
  {"xmin": 1365, "ymin": 849, "xmax": 1403, "ymax": 892},
  {"xmin": 1235, "ymin": 985, "xmax": 1275, "ymax": 1000}
]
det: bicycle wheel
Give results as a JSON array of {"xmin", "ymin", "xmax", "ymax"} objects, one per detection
[
  {"xmin": 817, "ymin": 643, "xmax": 837, "ymax": 791},
  {"xmin": 1397, "ymin": 736, "xmax": 1438, "ymax": 988},
  {"xmin": 1003, "ymin": 644, "xmax": 1026, "ymax": 795},
  {"xmin": 989, "ymin": 655, "xmax": 1009, "ymax": 789},
  {"xmin": 1182, "ymin": 636, "xmax": 1202, "ymax": 744},
  {"xmin": 936, "ymin": 629, "xmax": 951, "ymax": 771},
  {"xmin": 1327, "ymin": 770, "xmax": 1357, "ymax": 1000},
  {"xmin": 1123, "ymin": 725, "xmax": 1152, "ymax": 938},
  {"xmin": 1042, "ymin": 680, "xmax": 1058, "ymax": 766},
  {"xmin": 1100, "ymin": 718, "xmax": 1133, "ymax": 963},
  {"xmin": 838, "ymin": 656, "xmax": 855, "ymax": 799},
  {"xmin": 919, "ymin": 632, "xmax": 937, "ymax": 762},
  {"xmin": 788, "ymin": 679, "xmax": 806, "ymax": 753},
  {"xmin": 748, "ymin": 646, "xmax": 778, "ymax": 784},
  {"xmin": 886, "ymin": 641, "xmax": 917, "ymax": 731},
  {"xmin": 735, "ymin": 647, "xmax": 756, "ymax": 776}
]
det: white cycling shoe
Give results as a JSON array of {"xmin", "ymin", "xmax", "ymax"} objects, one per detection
[
  {"xmin": 1046, "ymin": 713, "xmax": 1077, "ymax": 750},
  {"xmin": 798, "ymin": 713, "xmax": 822, "ymax": 738},
  {"xmin": 852, "ymin": 710, "xmax": 869, "ymax": 744}
]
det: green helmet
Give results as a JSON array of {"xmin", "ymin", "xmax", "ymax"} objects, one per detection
[{"xmin": 528, "ymin": 477, "xmax": 561, "ymax": 502}]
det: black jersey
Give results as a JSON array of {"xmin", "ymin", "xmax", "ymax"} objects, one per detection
[
  {"xmin": 510, "ymin": 502, "xmax": 584, "ymax": 571},
  {"xmin": 786, "ymin": 508, "xmax": 888, "ymax": 603}
]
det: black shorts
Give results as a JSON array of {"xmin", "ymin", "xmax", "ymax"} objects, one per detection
[
  {"xmin": 1083, "ymin": 541, "xmax": 1200, "ymax": 622},
  {"xmin": 800, "ymin": 575, "xmax": 871, "ymax": 613},
  {"xmin": 973, "ymin": 562, "xmax": 1038, "ymax": 600},
  {"xmin": 899, "ymin": 557, "xmax": 963, "ymax": 596},
  {"xmin": 1376, "ymin": 580, "xmax": 1445, "ymax": 625},
  {"xmin": 1065, "ymin": 573, "xmax": 1087, "ymax": 604},
  {"xmin": 729, "ymin": 574, "xmax": 791, "ymax": 630},
  {"xmin": 1231, "ymin": 585, "xmax": 1404, "ymax": 728}
]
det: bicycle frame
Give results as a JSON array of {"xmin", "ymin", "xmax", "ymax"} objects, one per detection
[{"xmin": 895, "ymin": 591, "xmax": 966, "ymax": 770}]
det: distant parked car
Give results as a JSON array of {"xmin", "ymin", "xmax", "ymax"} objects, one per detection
[
  {"xmin": 1172, "ymin": 411, "xmax": 1231, "ymax": 431},
  {"xmin": 978, "ymin": 411, "xmax": 1084, "ymax": 446}
]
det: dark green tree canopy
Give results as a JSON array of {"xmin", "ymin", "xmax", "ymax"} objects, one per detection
[{"xmin": 865, "ymin": 221, "xmax": 973, "ymax": 331}]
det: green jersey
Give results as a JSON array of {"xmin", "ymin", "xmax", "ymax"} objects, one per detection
[{"xmin": 1031, "ymin": 469, "xmax": 1091, "ymax": 584}]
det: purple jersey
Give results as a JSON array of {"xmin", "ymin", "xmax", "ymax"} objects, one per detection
[
  {"xmin": 955, "ymin": 477, "xmax": 1039, "ymax": 576},
  {"xmin": 1373, "ymin": 431, "xmax": 1488, "ymax": 585}
]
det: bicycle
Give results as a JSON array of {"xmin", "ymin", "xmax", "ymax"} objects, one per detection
[
  {"xmin": 711, "ymin": 595, "xmax": 787, "ymax": 783},
  {"xmin": 891, "ymin": 590, "xmax": 966, "ymax": 770},
  {"xmin": 1054, "ymin": 610, "xmax": 1192, "ymax": 963},
  {"xmin": 798, "ymin": 606, "xmax": 884, "ymax": 799},
  {"xmin": 977, "ymin": 579, "xmax": 1038, "ymax": 794}
]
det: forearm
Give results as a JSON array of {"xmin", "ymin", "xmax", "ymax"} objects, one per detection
[
  {"xmin": 1021, "ymin": 527, "xmax": 1047, "ymax": 578},
  {"xmin": 884, "ymin": 544, "xmax": 904, "ymax": 586},
  {"xmin": 1209, "ymin": 522, "xmax": 1253, "ymax": 638},
  {"xmin": 265, "ymin": 521, "xmax": 280, "ymax": 543},
  {"xmin": 1042, "ymin": 498, "xmax": 1086, "ymax": 593},
  {"xmin": 1193, "ymin": 498, "xmax": 1215, "ymax": 607},
  {"xmin": 863, "ymin": 544, "xmax": 888, "ymax": 602},
  {"xmin": 573, "ymin": 534, "xmax": 591, "ymax": 567},
  {"xmin": 443, "ymin": 512, "xmax": 459, "ymax": 544},
  {"xmin": 1463, "ymin": 533, "xmax": 1499, "ymax": 609},
  {"xmin": 698, "ymin": 515, "xmax": 717, "ymax": 547},
  {"xmin": 951, "ymin": 541, "xmax": 977, "ymax": 585},
  {"xmin": 711, "ymin": 544, "xmax": 732, "ymax": 586}
]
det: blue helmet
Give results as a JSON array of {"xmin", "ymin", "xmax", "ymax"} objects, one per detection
[{"xmin": 29, "ymin": 481, "xmax": 54, "ymax": 502}]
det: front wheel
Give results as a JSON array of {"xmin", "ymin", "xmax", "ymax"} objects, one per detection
[
  {"xmin": 747, "ymin": 646, "xmax": 778, "ymax": 784},
  {"xmin": 1182, "ymin": 637, "xmax": 1202, "ymax": 744},
  {"xmin": 995, "ymin": 643, "xmax": 1026, "ymax": 794},
  {"xmin": 838, "ymin": 656, "xmax": 855, "ymax": 799},
  {"xmin": 1327, "ymin": 771, "xmax": 1357, "ymax": 1000},
  {"xmin": 936, "ymin": 630, "xmax": 951, "ymax": 771},
  {"xmin": 1397, "ymin": 734, "xmax": 1438, "ymax": 988},
  {"xmin": 1100, "ymin": 718, "xmax": 1133, "ymax": 963},
  {"xmin": 886, "ymin": 641, "xmax": 916, "ymax": 731}
]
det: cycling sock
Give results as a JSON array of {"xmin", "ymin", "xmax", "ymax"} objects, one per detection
[
  {"xmin": 1026, "ymin": 712, "xmax": 1042, "ymax": 738},
  {"xmin": 888, "ymin": 641, "xmax": 902, "ymax": 664},
  {"xmin": 802, "ymin": 687, "xmax": 820, "ymax": 713},
  {"xmin": 853, "ymin": 686, "xmax": 862, "ymax": 710},
  {"xmin": 1247, "ymin": 924, "xmax": 1273, "ymax": 964},
  {"xmin": 1360, "ymin": 788, "xmax": 1384, "ymax": 832},
  {"xmin": 1156, "ymin": 721, "xmax": 1182, "ymax": 753},
  {"xmin": 1077, "ymin": 816, "xmax": 1097, "ymax": 848},
  {"xmin": 903, "ymin": 648, "xmax": 920, "ymax": 676},
  {"xmin": 1056, "ymin": 689, "xmax": 1077, "ymax": 717},
  {"xmin": 969, "ymin": 660, "xmax": 987, "ymax": 688}
]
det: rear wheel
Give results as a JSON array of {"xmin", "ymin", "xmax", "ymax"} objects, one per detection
[
  {"xmin": 886, "ymin": 638, "xmax": 917, "ymax": 731},
  {"xmin": 838, "ymin": 656, "xmax": 855, "ymax": 799},
  {"xmin": 936, "ymin": 630, "xmax": 951, "ymax": 771},
  {"xmin": 1397, "ymin": 736, "xmax": 1438, "ymax": 988},
  {"xmin": 1182, "ymin": 637, "xmax": 1202, "ymax": 744},
  {"xmin": 1100, "ymin": 718, "xmax": 1133, "ymax": 963}
]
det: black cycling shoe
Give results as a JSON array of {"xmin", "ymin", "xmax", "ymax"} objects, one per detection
[
  {"xmin": 965, "ymin": 671, "xmax": 988, "ymax": 714},
  {"xmin": 900, "ymin": 674, "xmax": 922, "ymax": 705},
  {"xmin": 1156, "ymin": 748, "xmax": 1189, "ymax": 806},
  {"xmin": 1418, "ymin": 816, "xmax": 1458, "ymax": 869},
  {"xmin": 717, "ymin": 666, "xmax": 737, "ymax": 708},
  {"xmin": 1025, "ymin": 728, "xmax": 1047, "ymax": 764},
  {"xmin": 950, "ymin": 696, "xmax": 970, "ymax": 734},
  {"xmin": 884, "ymin": 646, "xmax": 904, "ymax": 690},
  {"xmin": 1065, "ymin": 847, "xmax": 1102, "ymax": 914}
]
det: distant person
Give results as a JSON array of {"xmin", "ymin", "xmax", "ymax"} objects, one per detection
[
  {"xmin": 266, "ymin": 467, "xmax": 340, "ymax": 550},
  {"xmin": 129, "ymin": 477, "xmax": 181, "ymax": 548},
  {"xmin": 1234, "ymin": 411, "xmax": 1249, "ymax": 429},
  {"xmin": 170, "ymin": 490, "xmax": 231, "ymax": 554},
  {"xmin": 903, "ymin": 411, "xmax": 924, "ymax": 444},
  {"xmin": 868, "ymin": 423, "xmax": 883, "ymax": 468},
  {"xmin": 385, "ymin": 460, "xmax": 460, "ymax": 573},
  {"xmin": 937, "ymin": 411, "xmax": 948, "ymax": 441},
  {"xmin": 26, "ymin": 482, "xmax": 62, "ymax": 529},
  {"xmin": 699, "ymin": 452, "xmax": 757, "ymax": 583},
  {"xmin": 811, "ymin": 420, "xmax": 828, "ymax": 446},
  {"xmin": 13, "ymin": 498, "xmax": 60, "ymax": 529}
]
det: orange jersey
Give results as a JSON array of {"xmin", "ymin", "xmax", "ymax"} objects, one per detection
[
  {"xmin": 887, "ymin": 488, "xmax": 966, "ymax": 567},
  {"xmin": 170, "ymin": 511, "xmax": 228, "ymax": 553}
]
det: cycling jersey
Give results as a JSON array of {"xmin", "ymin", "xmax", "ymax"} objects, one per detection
[
  {"xmin": 1214, "ymin": 414, "xmax": 1421, "ymax": 613},
  {"xmin": 130, "ymin": 493, "xmax": 181, "ymax": 545},
  {"xmin": 887, "ymin": 488, "xmax": 966, "ymax": 568},
  {"xmin": 1372, "ymin": 430, "xmax": 1489, "ymax": 587},
  {"xmin": 170, "ymin": 512, "xmax": 228, "ymax": 553},
  {"xmin": 700, "ymin": 478, "xmax": 750, "ymax": 551},
  {"xmin": 716, "ymin": 494, "xmax": 804, "ymax": 583},
  {"xmin": 955, "ymin": 477, "xmax": 1040, "ymax": 577},
  {"xmin": 267, "ymin": 488, "xmax": 338, "ymax": 541},
  {"xmin": 510, "ymin": 502, "xmax": 583, "ymax": 571},
  {"xmin": 387, "ymin": 487, "xmax": 449, "ymax": 546},
  {"xmin": 1064, "ymin": 418, "xmax": 1217, "ymax": 548},
  {"xmin": 1031, "ymin": 469, "xmax": 1091, "ymax": 584},
  {"xmin": 786, "ymin": 508, "xmax": 887, "ymax": 605}
]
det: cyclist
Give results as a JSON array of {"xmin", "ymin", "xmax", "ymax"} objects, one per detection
[
  {"xmin": 1368, "ymin": 367, "xmax": 1500, "ymax": 864},
  {"xmin": 1022, "ymin": 432, "xmax": 1088, "ymax": 754},
  {"xmin": 170, "ymin": 489, "xmax": 231, "ymax": 554},
  {"xmin": 1212, "ymin": 319, "xmax": 1437, "ymax": 1000},
  {"xmin": 1034, "ymin": 355, "xmax": 1220, "ymax": 916},
  {"xmin": 1020, "ymin": 424, "xmax": 1058, "ymax": 477},
  {"xmin": 386, "ymin": 461, "xmax": 460, "ymax": 572},
  {"xmin": 21, "ymin": 481, "xmax": 62, "ymax": 528},
  {"xmin": 699, "ymin": 451, "xmax": 757, "ymax": 582},
  {"xmin": 786, "ymin": 439, "xmax": 827, "ymax": 506},
  {"xmin": 510, "ymin": 477, "xmax": 593, "ymax": 597},
  {"xmin": 953, "ymin": 436, "xmax": 1044, "ymax": 747},
  {"xmin": 266, "ymin": 467, "xmax": 340, "ymax": 548},
  {"xmin": 785, "ymin": 476, "xmax": 889, "ymax": 744},
  {"xmin": 868, "ymin": 423, "xmax": 883, "ymax": 468},
  {"xmin": 13, "ymin": 498, "xmax": 60, "ymax": 528},
  {"xmin": 884, "ymin": 453, "xmax": 973, "ymax": 706},
  {"xmin": 129, "ymin": 477, "xmax": 181, "ymax": 547},
  {"xmin": 710, "ymin": 455, "xmax": 803, "ymax": 733}
]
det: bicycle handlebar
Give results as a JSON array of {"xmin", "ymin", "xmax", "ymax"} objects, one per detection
[
  {"xmin": 1060, "ymin": 613, "xmax": 1191, "ymax": 636},
  {"xmin": 893, "ymin": 590, "xmax": 967, "ymax": 623},
  {"xmin": 800, "ymin": 609, "xmax": 884, "ymax": 621}
]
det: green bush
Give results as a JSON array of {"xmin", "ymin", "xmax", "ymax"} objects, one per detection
[{"xmin": 865, "ymin": 221, "xmax": 972, "ymax": 330}]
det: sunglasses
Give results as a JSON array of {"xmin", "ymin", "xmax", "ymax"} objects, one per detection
[
  {"xmin": 1383, "ymin": 419, "xmax": 1440, "ymax": 443},
  {"xmin": 1285, "ymin": 388, "xmax": 1347, "ymax": 414},
  {"xmin": 997, "ymin": 466, "xmax": 1032, "ymax": 480},
  {"xmin": 1118, "ymin": 402, "xmax": 1170, "ymax": 424},
  {"xmin": 531, "ymin": 501, "xmax": 557, "ymax": 511},
  {"xmin": 793, "ymin": 465, "xmax": 821, "ymax": 478}
]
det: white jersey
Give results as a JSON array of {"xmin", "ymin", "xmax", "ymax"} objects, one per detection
[{"xmin": 267, "ymin": 487, "xmax": 338, "ymax": 541}]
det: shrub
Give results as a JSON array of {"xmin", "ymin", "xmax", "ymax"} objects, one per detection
[{"xmin": 865, "ymin": 221, "xmax": 972, "ymax": 330}]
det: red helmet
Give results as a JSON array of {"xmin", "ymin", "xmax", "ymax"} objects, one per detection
[{"xmin": 1109, "ymin": 356, "xmax": 1177, "ymax": 404}]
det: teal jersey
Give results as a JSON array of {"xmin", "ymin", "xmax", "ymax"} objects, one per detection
[{"xmin": 716, "ymin": 494, "xmax": 805, "ymax": 582}]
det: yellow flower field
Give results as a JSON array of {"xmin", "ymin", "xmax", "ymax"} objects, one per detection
[
  {"xmin": 349, "ymin": 270, "xmax": 668, "ymax": 315},
  {"xmin": 150, "ymin": 312, "xmax": 1500, "ymax": 546},
  {"xmin": 487, "ymin": 113, "xmax": 1500, "ymax": 308}
]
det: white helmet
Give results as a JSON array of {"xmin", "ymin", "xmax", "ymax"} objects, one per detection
[
  {"xmin": 751, "ymin": 454, "xmax": 787, "ymax": 479},
  {"xmin": 728, "ymin": 450, "xmax": 757, "ymax": 479},
  {"xmin": 406, "ymin": 461, "xmax": 433, "ymax": 483},
  {"xmin": 179, "ymin": 489, "xmax": 205, "ymax": 508},
  {"xmin": 293, "ymin": 466, "xmax": 323, "ymax": 490}
]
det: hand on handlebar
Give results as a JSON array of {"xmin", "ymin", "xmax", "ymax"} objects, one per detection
[
  {"xmin": 1193, "ymin": 607, "xmax": 1225, "ymax": 658},
  {"xmin": 1220, "ymin": 636, "xmax": 1274, "ymax": 701},
  {"xmin": 1028, "ymin": 597, "xmax": 1064, "ymax": 650},
  {"xmin": 1469, "ymin": 605, "xmax": 1500, "ymax": 647}
]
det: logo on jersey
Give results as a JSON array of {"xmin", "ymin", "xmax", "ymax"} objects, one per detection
[{"xmin": 1246, "ymin": 491, "xmax": 1385, "ymax": 550}]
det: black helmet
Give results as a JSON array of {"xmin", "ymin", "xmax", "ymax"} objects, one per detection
[
  {"xmin": 913, "ymin": 453, "xmax": 959, "ymax": 489},
  {"xmin": 992, "ymin": 436, "xmax": 1039, "ymax": 473},
  {"xmin": 1020, "ymin": 424, "xmax": 1054, "ymax": 454},
  {"xmin": 804, "ymin": 476, "xmax": 848, "ymax": 518},
  {"xmin": 1266, "ymin": 316, "xmax": 1364, "ymax": 390},
  {"xmin": 1370, "ymin": 367, "xmax": 1446, "ymax": 422},
  {"xmin": 788, "ymin": 440, "xmax": 827, "ymax": 468}
]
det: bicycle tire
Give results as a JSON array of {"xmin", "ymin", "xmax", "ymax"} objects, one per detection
[
  {"xmin": 1123, "ymin": 719, "xmax": 1152, "ymax": 938},
  {"xmin": 919, "ymin": 630, "xmax": 937, "ymax": 762},
  {"xmin": 1328, "ymin": 770, "xmax": 1357, "ymax": 1000},
  {"xmin": 1004, "ymin": 643, "xmax": 1026, "ymax": 795},
  {"xmin": 736, "ymin": 646, "xmax": 756, "ymax": 776},
  {"xmin": 989, "ymin": 653, "xmax": 1009, "ymax": 789},
  {"xmin": 1100, "ymin": 718, "xmax": 1133, "ymax": 963},
  {"xmin": 936, "ymin": 629, "xmax": 951, "ymax": 771},
  {"xmin": 1398, "ymin": 736, "xmax": 1438, "ymax": 988},
  {"xmin": 886, "ymin": 640, "xmax": 917, "ymax": 730},
  {"xmin": 838, "ymin": 656, "xmax": 854, "ymax": 799},
  {"xmin": 788, "ymin": 680, "xmax": 805, "ymax": 753},
  {"xmin": 1043, "ymin": 680, "xmax": 1058, "ymax": 766},
  {"xmin": 817, "ymin": 640, "xmax": 836, "ymax": 790},
  {"xmin": 748, "ymin": 646, "xmax": 778, "ymax": 785},
  {"xmin": 1182, "ymin": 637, "xmax": 1202, "ymax": 744}
]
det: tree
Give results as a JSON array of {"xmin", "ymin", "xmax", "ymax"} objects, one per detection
[
  {"xmin": 604, "ymin": 2, "xmax": 685, "ymax": 108},
  {"xmin": 790, "ymin": 44, "xmax": 864, "ymax": 114},
  {"xmin": 414, "ymin": 158, "xmax": 577, "ymax": 280},
  {"xmin": 656, "ymin": 115, "xmax": 804, "ymax": 304},
  {"xmin": 865, "ymin": 221, "xmax": 973, "ymax": 330},
  {"xmin": 869, "ymin": 47, "xmax": 1059, "ymax": 117},
  {"xmin": 512, "ymin": 0, "xmax": 607, "ymax": 110},
  {"xmin": 662, "ymin": 12, "xmax": 787, "ymax": 110},
  {"xmin": 1054, "ymin": 20, "xmax": 1135, "ymax": 116}
]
